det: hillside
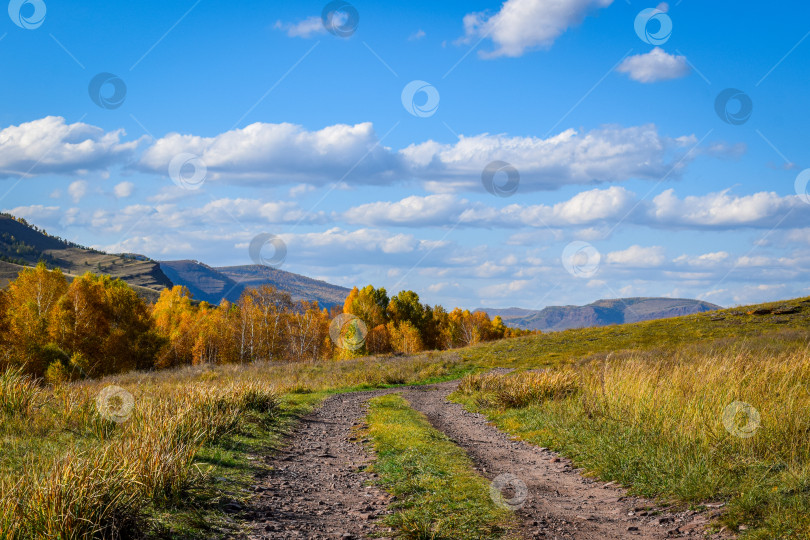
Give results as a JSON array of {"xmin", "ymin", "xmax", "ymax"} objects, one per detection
[
  {"xmin": 160, "ymin": 260, "xmax": 351, "ymax": 309},
  {"xmin": 158, "ymin": 260, "xmax": 242, "ymax": 304},
  {"xmin": 0, "ymin": 213, "xmax": 173, "ymax": 297},
  {"xmin": 482, "ymin": 297, "xmax": 721, "ymax": 331},
  {"xmin": 217, "ymin": 265, "xmax": 350, "ymax": 309}
]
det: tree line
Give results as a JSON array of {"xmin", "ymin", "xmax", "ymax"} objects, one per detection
[{"xmin": 0, "ymin": 264, "xmax": 531, "ymax": 382}]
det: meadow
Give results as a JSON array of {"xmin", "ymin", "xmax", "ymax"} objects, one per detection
[{"xmin": 1, "ymin": 295, "xmax": 809, "ymax": 537}]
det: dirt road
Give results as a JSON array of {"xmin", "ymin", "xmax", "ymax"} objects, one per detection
[{"xmin": 240, "ymin": 382, "xmax": 727, "ymax": 539}]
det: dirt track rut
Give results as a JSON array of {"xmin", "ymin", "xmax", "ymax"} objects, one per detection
[{"xmin": 240, "ymin": 382, "xmax": 728, "ymax": 539}]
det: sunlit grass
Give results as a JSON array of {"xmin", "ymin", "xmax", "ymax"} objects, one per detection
[
  {"xmin": 2, "ymin": 296, "xmax": 810, "ymax": 537},
  {"xmin": 452, "ymin": 338, "xmax": 810, "ymax": 537}
]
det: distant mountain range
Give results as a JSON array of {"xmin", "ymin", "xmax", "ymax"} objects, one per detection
[
  {"xmin": 481, "ymin": 297, "xmax": 722, "ymax": 331},
  {"xmin": 0, "ymin": 214, "xmax": 349, "ymax": 308},
  {"xmin": 1, "ymin": 214, "xmax": 721, "ymax": 328}
]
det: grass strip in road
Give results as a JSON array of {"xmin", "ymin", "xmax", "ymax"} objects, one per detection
[{"xmin": 364, "ymin": 393, "xmax": 517, "ymax": 539}]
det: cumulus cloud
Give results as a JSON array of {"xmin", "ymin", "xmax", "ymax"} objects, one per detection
[
  {"xmin": 343, "ymin": 194, "xmax": 465, "ymax": 226},
  {"xmin": 409, "ymin": 29, "xmax": 426, "ymax": 41},
  {"xmin": 617, "ymin": 48, "xmax": 690, "ymax": 83},
  {"xmin": 113, "ymin": 181, "xmax": 134, "ymax": 198},
  {"xmin": 649, "ymin": 189, "xmax": 806, "ymax": 228},
  {"xmin": 274, "ymin": 16, "xmax": 326, "ymax": 38},
  {"xmin": 138, "ymin": 121, "xmax": 401, "ymax": 186},
  {"xmin": 673, "ymin": 251, "xmax": 730, "ymax": 267},
  {"xmin": 606, "ymin": 245, "xmax": 667, "ymax": 267},
  {"xmin": 404, "ymin": 125, "xmax": 699, "ymax": 193},
  {"xmin": 340, "ymin": 186, "xmax": 810, "ymax": 231},
  {"xmin": 1, "ymin": 204, "xmax": 61, "ymax": 225},
  {"xmin": 460, "ymin": 0, "xmax": 613, "ymax": 58},
  {"xmin": 3, "ymin": 117, "xmax": 722, "ymax": 194},
  {"xmin": 68, "ymin": 180, "xmax": 88, "ymax": 203},
  {"xmin": 0, "ymin": 116, "xmax": 141, "ymax": 179}
]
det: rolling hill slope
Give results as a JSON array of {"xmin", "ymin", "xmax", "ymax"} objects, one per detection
[
  {"xmin": 482, "ymin": 297, "xmax": 722, "ymax": 331},
  {"xmin": 0, "ymin": 213, "xmax": 172, "ymax": 298}
]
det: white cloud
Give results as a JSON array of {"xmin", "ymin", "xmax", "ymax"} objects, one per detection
[
  {"xmin": 138, "ymin": 121, "xmax": 400, "ymax": 186},
  {"xmin": 273, "ymin": 16, "xmax": 326, "ymax": 38},
  {"xmin": 461, "ymin": 0, "xmax": 613, "ymax": 58},
  {"xmin": 68, "ymin": 180, "xmax": 88, "ymax": 203},
  {"xmin": 404, "ymin": 125, "xmax": 698, "ymax": 193},
  {"xmin": 606, "ymin": 245, "xmax": 666, "ymax": 267},
  {"xmin": 113, "ymin": 181, "xmax": 134, "ymax": 199},
  {"xmin": 409, "ymin": 29, "xmax": 426, "ymax": 41},
  {"xmin": 617, "ymin": 48, "xmax": 690, "ymax": 83},
  {"xmin": 674, "ymin": 251, "xmax": 729, "ymax": 267},
  {"xmin": 3, "ymin": 117, "xmax": 717, "ymax": 195},
  {"xmin": 479, "ymin": 279, "xmax": 532, "ymax": 297},
  {"xmin": 289, "ymin": 184, "xmax": 316, "ymax": 198},
  {"xmin": 343, "ymin": 194, "xmax": 464, "ymax": 226},
  {"xmin": 649, "ymin": 189, "xmax": 805, "ymax": 228},
  {"xmin": 2, "ymin": 205, "xmax": 61, "ymax": 224},
  {"xmin": 0, "ymin": 116, "xmax": 140, "ymax": 179}
]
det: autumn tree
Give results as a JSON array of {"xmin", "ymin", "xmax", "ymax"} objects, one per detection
[
  {"xmin": 50, "ymin": 273, "xmax": 162, "ymax": 377},
  {"xmin": 192, "ymin": 301, "xmax": 241, "ymax": 365},
  {"xmin": 152, "ymin": 286, "xmax": 197, "ymax": 368},
  {"xmin": 237, "ymin": 286, "xmax": 293, "ymax": 362},
  {"xmin": 2, "ymin": 263, "xmax": 68, "ymax": 375},
  {"xmin": 285, "ymin": 301, "xmax": 330, "ymax": 362}
]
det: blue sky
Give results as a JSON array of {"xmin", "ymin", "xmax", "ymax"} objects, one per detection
[{"xmin": 1, "ymin": 0, "xmax": 809, "ymax": 310}]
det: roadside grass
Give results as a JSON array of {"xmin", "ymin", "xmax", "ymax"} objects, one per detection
[
  {"xmin": 364, "ymin": 393, "xmax": 517, "ymax": 539},
  {"xmin": 145, "ymin": 392, "xmax": 324, "ymax": 538},
  {"xmin": 451, "ymin": 336, "xmax": 810, "ymax": 538},
  {"xmin": 0, "ymin": 352, "xmax": 473, "ymax": 538}
]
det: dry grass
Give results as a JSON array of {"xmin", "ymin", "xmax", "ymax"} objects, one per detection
[
  {"xmin": 454, "ymin": 340, "xmax": 810, "ymax": 537},
  {"xmin": 0, "ymin": 351, "xmax": 468, "ymax": 538},
  {"xmin": 458, "ymin": 369, "xmax": 580, "ymax": 408},
  {"xmin": 0, "ymin": 368, "xmax": 44, "ymax": 416}
]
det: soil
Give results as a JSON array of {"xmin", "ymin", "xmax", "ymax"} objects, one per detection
[{"xmin": 238, "ymin": 381, "xmax": 731, "ymax": 539}]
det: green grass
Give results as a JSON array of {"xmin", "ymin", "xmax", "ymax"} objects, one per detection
[
  {"xmin": 364, "ymin": 394, "xmax": 517, "ymax": 539},
  {"xmin": 451, "ymin": 335, "xmax": 810, "ymax": 538},
  {"xmin": 457, "ymin": 297, "xmax": 810, "ymax": 371},
  {"xmin": 3, "ymin": 295, "xmax": 810, "ymax": 537}
]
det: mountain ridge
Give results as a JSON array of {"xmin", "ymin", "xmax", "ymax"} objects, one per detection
[{"xmin": 481, "ymin": 297, "xmax": 722, "ymax": 332}]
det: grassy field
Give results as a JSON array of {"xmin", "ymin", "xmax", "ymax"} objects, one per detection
[
  {"xmin": 1, "ymin": 295, "xmax": 809, "ymax": 537},
  {"xmin": 364, "ymin": 394, "xmax": 517, "ymax": 539},
  {"xmin": 0, "ymin": 353, "xmax": 472, "ymax": 538},
  {"xmin": 452, "ymin": 334, "xmax": 810, "ymax": 538}
]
